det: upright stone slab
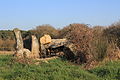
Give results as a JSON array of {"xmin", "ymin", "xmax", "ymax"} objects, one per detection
[
  {"xmin": 13, "ymin": 28, "xmax": 24, "ymax": 58},
  {"xmin": 31, "ymin": 35, "xmax": 40, "ymax": 58}
]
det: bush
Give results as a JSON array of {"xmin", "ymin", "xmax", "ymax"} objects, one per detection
[
  {"xmin": 103, "ymin": 21, "xmax": 120, "ymax": 48},
  {"xmin": 0, "ymin": 30, "xmax": 16, "ymax": 51},
  {"xmin": 0, "ymin": 30, "xmax": 15, "ymax": 40},
  {"xmin": 0, "ymin": 39, "xmax": 15, "ymax": 51},
  {"xmin": 103, "ymin": 21, "xmax": 120, "ymax": 61},
  {"xmin": 30, "ymin": 24, "xmax": 59, "ymax": 39},
  {"xmin": 0, "ymin": 30, "xmax": 31, "ymax": 51},
  {"xmin": 91, "ymin": 26, "xmax": 108, "ymax": 61},
  {"xmin": 60, "ymin": 24, "xmax": 93, "ymax": 64}
]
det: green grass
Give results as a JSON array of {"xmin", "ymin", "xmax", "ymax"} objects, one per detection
[
  {"xmin": 0, "ymin": 55, "xmax": 120, "ymax": 80},
  {"xmin": 89, "ymin": 61, "xmax": 120, "ymax": 80},
  {"xmin": 0, "ymin": 55, "xmax": 102, "ymax": 80}
]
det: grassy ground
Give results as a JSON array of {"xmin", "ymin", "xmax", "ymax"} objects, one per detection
[
  {"xmin": 0, "ymin": 55, "xmax": 119, "ymax": 80},
  {"xmin": 89, "ymin": 61, "xmax": 120, "ymax": 80}
]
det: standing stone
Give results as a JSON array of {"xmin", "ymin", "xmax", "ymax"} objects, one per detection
[
  {"xmin": 31, "ymin": 35, "xmax": 40, "ymax": 58},
  {"xmin": 40, "ymin": 35, "xmax": 51, "ymax": 57},
  {"xmin": 40, "ymin": 44, "xmax": 47, "ymax": 57},
  {"xmin": 13, "ymin": 28, "xmax": 24, "ymax": 58},
  {"xmin": 13, "ymin": 28, "xmax": 31, "ymax": 58}
]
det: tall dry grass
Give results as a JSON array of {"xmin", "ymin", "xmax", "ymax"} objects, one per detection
[{"xmin": 0, "ymin": 39, "xmax": 15, "ymax": 51}]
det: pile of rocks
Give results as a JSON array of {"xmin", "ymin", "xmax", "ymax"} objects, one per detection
[{"xmin": 13, "ymin": 28, "xmax": 75, "ymax": 59}]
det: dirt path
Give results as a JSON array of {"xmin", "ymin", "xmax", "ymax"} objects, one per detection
[{"xmin": 0, "ymin": 51, "xmax": 14, "ymax": 55}]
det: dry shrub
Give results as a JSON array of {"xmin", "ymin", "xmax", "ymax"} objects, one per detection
[
  {"xmin": 91, "ymin": 26, "xmax": 108, "ymax": 61},
  {"xmin": 30, "ymin": 24, "xmax": 59, "ymax": 39},
  {"xmin": 103, "ymin": 21, "xmax": 120, "ymax": 48},
  {"xmin": 0, "ymin": 39, "xmax": 15, "ymax": 51},
  {"xmin": 0, "ymin": 30, "xmax": 15, "ymax": 51},
  {"xmin": 106, "ymin": 42, "xmax": 120, "ymax": 61},
  {"xmin": 91, "ymin": 23, "xmax": 120, "ymax": 62},
  {"xmin": 0, "ymin": 39, "xmax": 3, "ymax": 46},
  {"xmin": 103, "ymin": 22, "xmax": 120, "ymax": 61},
  {"xmin": 60, "ymin": 24, "xmax": 93, "ymax": 64}
]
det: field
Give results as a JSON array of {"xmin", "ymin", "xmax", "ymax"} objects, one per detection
[
  {"xmin": 0, "ymin": 54, "xmax": 120, "ymax": 80},
  {"xmin": 0, "ymin": 0, "xmax": 120, "ymax": 80}
]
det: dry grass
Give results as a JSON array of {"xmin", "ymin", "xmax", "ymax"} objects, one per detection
[{"xmin": 0, "ymin": 51, "xmax": 14, "ymax": 55}]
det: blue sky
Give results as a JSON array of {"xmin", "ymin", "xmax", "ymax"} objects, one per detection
[{"xmin": 0, "ymin": 0, "xmax": 120, "ymax": 30}]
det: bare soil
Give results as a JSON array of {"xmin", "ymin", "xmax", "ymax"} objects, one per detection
[{"xmin": 0, "ymin": 51, "xmax": 14, "ymax": 55}]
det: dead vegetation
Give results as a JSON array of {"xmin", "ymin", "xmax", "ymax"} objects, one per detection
[{"xmin": 0, "ymin": 21, "xmax": 120, "ymax": 69}]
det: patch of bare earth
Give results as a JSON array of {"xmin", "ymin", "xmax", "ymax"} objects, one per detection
[{"xmin": 0, "ymin": 51, "xmax": 14, "ymax": 55}]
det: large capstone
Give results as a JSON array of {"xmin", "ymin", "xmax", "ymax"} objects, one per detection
[{"xmin": 40, "ymin": 34, "xmax": 52, "ymax": 45}]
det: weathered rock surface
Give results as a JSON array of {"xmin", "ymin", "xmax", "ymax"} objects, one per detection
[
  {"xmin": 13, "ymin": 29, "xmax": 76, "ymax": 60},
  {"xmin": 40, "ymin": 44, "xmax": 47, "ymax": 57},
  {"xmin": 31, "ymin": 35, "xmax": 40, "ymax": 58},
  {"xmin": 44, "ymin": 39, "xmax": 67, "ymax": 48},
  {"xmin": 40, "ymin": 34, "xmax": 52, "ymax": 44},
  {"xmin": 23, "ymin": 48, "xmax": 31, "ymax": 58},
  {"xmin": 65, "ymin": 43, "xmax": 77, "ymax": 56},
  {"xmin": 40, "ymin": 38, "xmax": 68, "ymax": 57},
  {"xmin": 14, "ymin": 28, "xmax": 24, "ymax": 50},
  {"xmin": 13, "ymin": 28, "xmax": 31, "ymax": 58},
  {"xmin": 13, "ymin": 28, "xmax": 24, "ymax": 58},
  {"xmin": 40, "ymin": 38, "xmax": 77, "ymax": 59}
]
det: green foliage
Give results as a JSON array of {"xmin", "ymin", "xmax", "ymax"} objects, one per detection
[
  {"xmin": 89, "ymin": 61, "xmax": 120, "ymax": 80},
  {"xmin": 0, "ymin": 30, "xmax": 31, "ymax": 51},
  {"xmin": 0, "ymin": 55, "xmax": 101, "ymax": 80},
  {"xmin": 0, "ymin": 30, "xmax": 16, "ymax": 51},
  {"xmin": 0, "ymin": 55, "xmax": 120, "ymax": 80},
  {"xmin": 0, "ymin": 30, "xmax": 15, "ymax": 40},
  {"xmin": 21, "ymin": 30, "xmax": 32, "ymax": 39}
]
